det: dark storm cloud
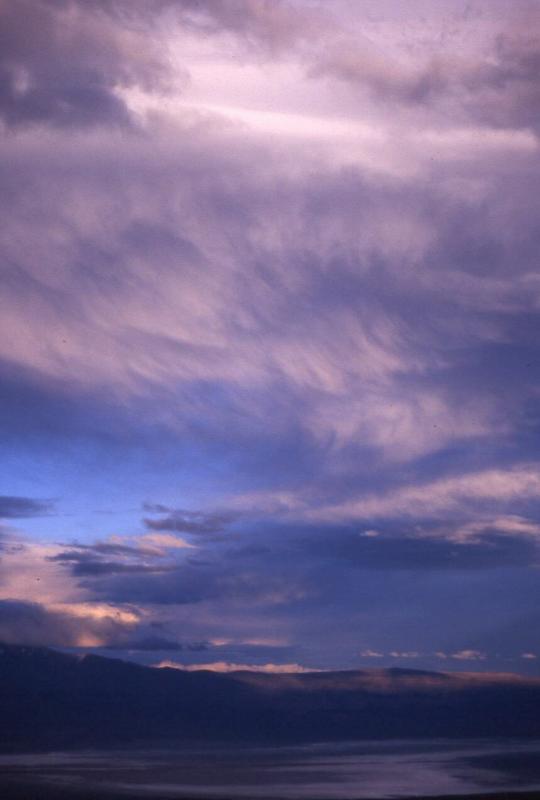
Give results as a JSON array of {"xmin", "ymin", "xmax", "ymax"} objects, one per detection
[
  {"xmin": 69, "ymin": 560, "xmax": 173, "ymax": 577},
  {"xmin": 62, "ymin": 519, "xmax": 540, "ymax": 616},
  {"xmin": 305, "ymin": 528, "xmax": 540, "ymax": 571},
  {"xmin": 0, "ymin": 599, "xmax": 131, "ymax": 647},
  {"xmin": 45, "ymin": 537, "xmax": 178, "ymax": 579},
  {"xmin": 78, "ymin": 560, "xmax": 270, "ymax": 605},
  {"xmin": 0, "ymin": 496, "xmax": 54, "ymax": 519},
  {"xmin": 70, "ymin": 528, "xmax": 309, "ymax": 606}
]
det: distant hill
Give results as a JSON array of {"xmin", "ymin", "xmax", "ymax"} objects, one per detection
[{"xmin": 1, "ymin": 643, "xmax": 540, "ymax": 752}]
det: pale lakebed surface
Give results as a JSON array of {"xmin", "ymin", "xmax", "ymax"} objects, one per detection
[{"xmin": 1, "ymin": 739, "xmax": 540, "ymax": 799}]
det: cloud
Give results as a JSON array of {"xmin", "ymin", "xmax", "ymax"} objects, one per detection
[
  {"xmin": 310, "ymin": 36, "xmax": 448, "ymax": 106},
  {"xmin": 450, "ymin": 650, "xmax": 487, "ymax": 661},
  {"xmin": 47, "ymin": 547, "xmax": 176, "ymax": 577},
  {"xmin": 361, "ymin": 650, "xmax": 432, "ymax": 660},
  {"xmin": 173, "ymin": 0, "xmax": 323, "ymax": 51},
  {"xmin": 0, "ymin": 598, "xmax": 137, "ymax": 648},
  {"xmin": 308, "ymin": 3, "xmax": 540, "ymax": 132},
  {"xmin": 2, "ymin": 0, "xmax": 540, "ymax": 675},
  {"xmin": 301, "ymin": 523, "xmax": 540, "ymax": 571},
  {"xmin": 3, "ymin": 93, "xmax": 538, "ymax": 487},
  {"xmin": 448, "ymin": 516, "xmax": 540, "ymax": 544},
  {"xmin": 0, "ymin": 496, "xmax": 53, "ymax": 519},
  {"xmin": 309, "ymin": 466, "xmax": 540, "ymax": 522},
  {"xmin": 57, "ymin": 541, "xmax": 162, "ymax": 557},
  {"xmin": 0, "ymin": 0, "xmax": 328, "ymax": 132},
  {"xmin": 59, "ymin": 559, "xmax": 174, "ymax": 577},
  {"xmin": 155, "ymin": 659, "xmax": 318, "ymax": 673},
  {"xmin": 4, "ymin": 517, "xmax": 540, "ymax": 672},
  {"xmin": 139, "ymin": 532, "xmax": 193, "ymax": 549},
  {"xmin": 389, "ymin": 651, "xmax": 420, "ymax": 659},
  {"xmin": 0, "ymin": 0, "xmax": 168, "ymax": 129},
  {"xmin": 76, "ymin": 553, "xmax": 308, "ymax": 606},
  {"xmin": 143, "ymin": 507, "xmax": 237, "ymax": 535},
  {"xmin": 0, "ymin": 119, "xmax": 529, "ymax": 473},
  {"xmin": 462, "ymin": 26, "xmax": 540, "ymax": 131}
]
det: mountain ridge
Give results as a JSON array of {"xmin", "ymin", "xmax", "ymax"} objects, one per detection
[{"xmin": 2, "ymin": 642, "xmax": 540, "ymax": 752}]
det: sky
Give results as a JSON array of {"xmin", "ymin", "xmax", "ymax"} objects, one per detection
[{"xmin": 1, "ymin": 0, "xmax": 540, "ymax": 675}]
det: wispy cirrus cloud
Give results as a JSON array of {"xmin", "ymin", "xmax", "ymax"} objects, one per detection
[{"xmin": 304, "ymin": 465, "xmax": 540, "ymax": 522}]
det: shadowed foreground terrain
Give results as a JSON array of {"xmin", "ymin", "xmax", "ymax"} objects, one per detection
[
  {"xmin": 3, "ymin": 645, "xmax": 540, "ymax": 798},
  {"xmin": 2, "ymin": 644, "xmax": 540, "ymax": 751}
]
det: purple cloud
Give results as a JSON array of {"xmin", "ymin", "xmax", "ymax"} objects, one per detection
[{"xmin": 1, "ymin": 0, "xmax": 540, "ymax": 675}]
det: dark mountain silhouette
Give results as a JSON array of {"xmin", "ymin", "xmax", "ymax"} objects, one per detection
[{"xmin": 1, "ymin": 643, "xmax": 540, "ymax": 752}]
